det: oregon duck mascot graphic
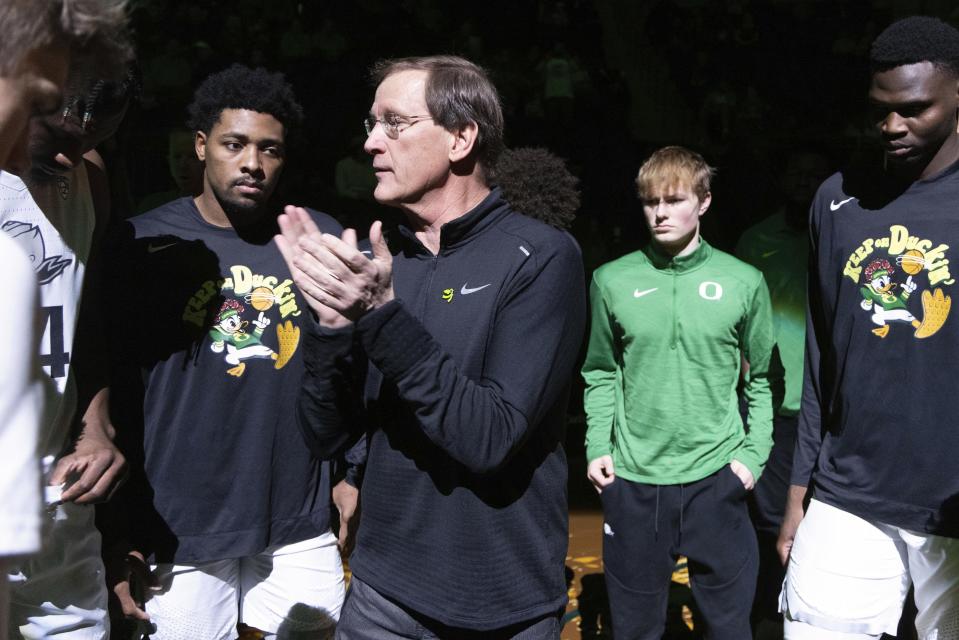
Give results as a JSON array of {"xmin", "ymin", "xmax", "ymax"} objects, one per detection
[
  {"xmin": 184, "ymin": 265, "xmax": 302, "ymax": 377},
  {"xmin": 844, "ymin": 225, "xmax": 952, "ymax": 340}
]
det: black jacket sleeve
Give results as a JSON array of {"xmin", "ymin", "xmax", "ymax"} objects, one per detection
[{"xmin": 296, "ymin": 322, "xmax": 367, "ymax": 460}]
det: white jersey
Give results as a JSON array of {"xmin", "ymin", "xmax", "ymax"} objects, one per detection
[
  {"xmin": 0, "ymin": 234, "xmax": 42, "ymax": 557},
  {"xmin": 0, "ymin": 166, "xmax": 94, "ymax": 458}
]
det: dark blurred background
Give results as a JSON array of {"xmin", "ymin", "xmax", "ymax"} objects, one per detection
[{"xmin": 116, "ymin": 0, "xmax": 957, "ymax": 257}]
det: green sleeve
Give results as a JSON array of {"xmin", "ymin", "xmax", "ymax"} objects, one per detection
[
  {"xmin": 735, "ymin": 274, "xmax": 775, "ymax": 480},
  {"xmin": 582, "ymin": 277, "xmax": 617, "ymax": 462}
]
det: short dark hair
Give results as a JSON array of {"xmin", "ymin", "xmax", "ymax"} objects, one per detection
[
  {"xmin": 0, "ymin": 0, "xmax": 132, "ymax": 78},
  {"xmin": 870, "ymin": 16, "xmax": 959, "ymax": 76},
  {"xmin": 187, "ymin": 64, "xmax": 303, "ymax": 136},
  {"xmin": 496, "ymin": 147, "xmax": 579, "ymax": 230},
  {"xmin": 371, "ymin": 55, "xmax": 504, "ymax": 181}
]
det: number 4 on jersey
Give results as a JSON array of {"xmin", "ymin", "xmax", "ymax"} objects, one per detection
[{"xmin": 39, "ymin": 305, "xmax": 70, "ymax": 378}]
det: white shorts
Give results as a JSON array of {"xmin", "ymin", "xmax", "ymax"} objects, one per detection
[
  {"xmin": 7, "ymin": 502, "xmax": 109, "ymax": 639},
  {"xmin": 781, "ymin": 499, "xmax": 959, "ymax": 639},
  {"xmin": 145, "ymin": 531, "xmax": 344, "ymax": 640}
]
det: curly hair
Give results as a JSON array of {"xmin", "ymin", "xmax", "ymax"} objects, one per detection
[
  {"xmin": 496, "ymin": 147, "xmax": 579, "ymax": 230},
  {"xmin": 187, "ymin": 64, "xmax": 303, "ymax": 135},
  {"xmin": 870, "ymin": 16, "xmax": 959, "ymax": 76}
]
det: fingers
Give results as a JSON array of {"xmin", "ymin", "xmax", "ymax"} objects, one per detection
[
  {"xmin": 341, "ymin": 227, "xmax": 358, "ymax": 250},
  {"xmin": 113, "ymin": 581, "xmax": 151, "ymax": 621},
  {"xmin": 319, "ymin": 232, "xmax": 374, "ymax": 275},
  {"xmin": 58, "ymin": 450, "xmax": 128, "ymax": 504},
  {"xmin": 586, "ymin": 456, "xmax": 615, "ymax": 493},
  {"xmin": 48, "ymin": 456, "xmax": 75, "ymax": 487},
  {"xmin": 370, "ymin": 221, "xmax": 391, "ymax": 264},
  {"xmin": 776, "ymin": 537, "xmax": 792, "ymax": 567}
]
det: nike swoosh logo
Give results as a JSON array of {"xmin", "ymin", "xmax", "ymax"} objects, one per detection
[
  {"xmin": 147, "ymin": 242, "xmax": 177, "ymax": 253},
  {"xmin": 761, "ymin": 250, "xmax": 778, "ymax": 259},
  {"xmin": 461, "ymin": 283, "xmax": 491, "ymax": 295},
  {"xmin": 634, "ymin": 287, "xmax": 658, "ymax": 298},
  {"xmin": 830, "ymin": 197, "xmax": 856, "ymax": 211}
]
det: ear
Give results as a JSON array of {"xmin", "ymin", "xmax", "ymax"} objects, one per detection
[
  {"xmin": 195, "ymin": 130, "xmax": 208, "ymax": 162},
  {"xmin": 448, "ymin": 121, "xmax": 479, "ymax": 163},
  {"xmin": 699, "ymin": 192, "xmax": 712, "ymax": 217}
]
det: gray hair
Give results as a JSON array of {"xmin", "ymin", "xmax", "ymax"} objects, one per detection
[
  {"xmin": 0, "ymin": 0, "xmax": 132, "ymax": 77},
  {"xmin": 371, "ymin": 55, "xmax": 505, "ymax": 182}
]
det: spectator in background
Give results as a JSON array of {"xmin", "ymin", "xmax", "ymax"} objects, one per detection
[
  {"xmin": 735, "ymin": 146, "xmax": 830, "ymax": 639},
  {"xmin": 135, "ymin": 128, "xmax": 203, "ymax": 214}
]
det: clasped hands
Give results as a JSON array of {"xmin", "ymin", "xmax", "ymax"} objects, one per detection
[{"xmin": 275, "ymin": 206, "xmax": 394, "ymax": 328}]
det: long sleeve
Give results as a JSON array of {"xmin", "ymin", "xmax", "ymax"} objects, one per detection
[
  {"xmin": 582, "ymin": 277, "xmax": 617, "ymax": 462},
  {"xmin": 791, "ymin": 222, "xmax": 826, "ymax": 487},
  {"xmin": 735, "ymin": 275, "xmax": 775, "ymax": 480},
  {"xmin": 354, "ymin": 245, "xmax": 586, "ymax": 475},
  {"xmin": 296, "ymin": 323, "xmax": 365, "ymax": 460}
]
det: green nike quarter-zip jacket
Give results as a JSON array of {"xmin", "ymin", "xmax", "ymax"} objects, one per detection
[{"xmin": 583, "ymin": 239, "xmax": 775, "ymax": 483}]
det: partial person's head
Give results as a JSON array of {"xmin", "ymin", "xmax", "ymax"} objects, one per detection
[
  {"xmin": 363, "ymin": 55, "xmax": 504, "ymax": 209},
  {"xmin": 28, "ymin": 63, "xmax": 138, "ymax": 180},
  {"xmin": 0, "ymin": 0, "xmax": 130, "ymax": 173},
  {"xmin": 868, "ymin": 16, "xmax": 959, "ymax": 176},
  {"xmin": 636, "ymin": 146, "xmax": 714, "ymax": 257},
  {"xmin": 166, "ymin": 128, "xmax": 203, "ymax": 195},
  {"xmin": 188, "ymin": 65, "xmax": 303, "ymax": 218},
  {"xmin": 496, "ymin": 147, "xmax": 579, "ymax": 230},
  {"xmin": 780, "ymin": 147, "xmax": 830, "ymax": 229}
]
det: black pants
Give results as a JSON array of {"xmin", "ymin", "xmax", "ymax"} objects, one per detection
[
  {"xmin": 600, "ymin": 467, "xmax": 758, "ymax": 640},
  {"xmin": 336, "ymin": 576, "xmax": 562, "ymax": 639},
  {"xmin": 748, "ymin": 413, "xmax": 798, "ymax": 627}
]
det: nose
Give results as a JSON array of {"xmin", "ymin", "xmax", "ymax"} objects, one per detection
[
  {"xmin": 240, "ymin": 146, "xmax": 263, "ymax": 174},
  {"xmin": 652, "ymin": 202, "xmax": 668, "ymax": 221},
  {"xmin": 881, "ymin": 112, "xmax": 907, "ymax": 137},
  {"xmin": 364, "ymin": 125, "xmax": 385, "ymax": 155}
]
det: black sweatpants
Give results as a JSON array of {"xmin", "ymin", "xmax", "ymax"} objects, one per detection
[{"xmin": 600, "ymin": 466, "xmax": 759, "ymax": 640}]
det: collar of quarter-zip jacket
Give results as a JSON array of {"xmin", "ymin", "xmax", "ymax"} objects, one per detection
[{"xmin": 642, "ymin": 237, "xmax": 713, "ymax": 272}]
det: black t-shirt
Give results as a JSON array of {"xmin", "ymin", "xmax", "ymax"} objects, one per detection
[
  {"xmin": 795, "ymin": 161, "xmax": 959, "ymax": 536},
  {"xmin": 110, "ymin": 197, "xmax": 341, "ymax": 563}
]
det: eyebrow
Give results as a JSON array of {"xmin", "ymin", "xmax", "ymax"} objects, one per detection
[{"xmin": 218, "ymin": 132, "xmax": 285, "ymax": 146}]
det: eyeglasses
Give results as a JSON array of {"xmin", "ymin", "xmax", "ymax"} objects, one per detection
[{"xmin": 363, "ymin": 113, "xmax": 433, "ymax": 139}]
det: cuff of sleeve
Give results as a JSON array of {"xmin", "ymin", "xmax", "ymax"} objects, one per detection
[
  {"xmin": 356, "ymin": 299, "xmax": 434, "ymax": 379},
  {"xmin": 789, "ymin": 466, "xmax": 813, "ymax": 488},
  {"xmin": 586, "ymin": 445, "xmax": 612, "ymax": 463},
  {"xmin": 303, "ymin": 323, "xmax": 354, "ymax": 375},
  {"xmin": 344, "ymin": 465, "xmax": 364, "ymax": 488},
  {"xmin": 734, "ymin": 453, "xmax": 764, "ymax": 484}
]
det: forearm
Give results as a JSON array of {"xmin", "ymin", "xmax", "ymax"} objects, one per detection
[
  {"xmin": 582, "ymin": 281, "xmax": 617, "ymax": 462},
  {"xmin": 738, "ymin": 375, "xmax": 774, "ymax": 479},
  {"xmin": 738, "ymin": 278, "xmax": 775, "ymax": 478}
]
